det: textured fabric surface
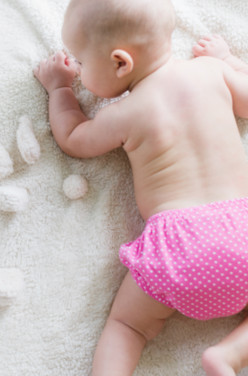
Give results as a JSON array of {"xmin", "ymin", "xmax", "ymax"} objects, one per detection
[
  {"xmin": 120, "ymin": 198, "xmax": 248, "ymax": 320},
  {"xmin": 1, "ymin": 0, "xmax": 248, "ymax": 375}
]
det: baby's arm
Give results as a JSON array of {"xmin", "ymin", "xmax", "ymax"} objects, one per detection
[
  {"xmin": 193, "ymin": 35, "xmax": 248, "ymax": 75},
  {"xmin": 193, "ymin": 35, "xmax": 248, "ymax": 118},
  {"xmin": 34, "ymin": 52, "xmax": 125, "ymax": 158}
]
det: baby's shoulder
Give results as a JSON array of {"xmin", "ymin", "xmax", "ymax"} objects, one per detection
[{"xmin": 188, "ymin": 56, "xmax": 226, "ymax": 72}]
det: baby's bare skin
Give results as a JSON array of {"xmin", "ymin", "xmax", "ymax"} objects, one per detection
[
  {"xmin": 123, "ymin": 56, "xmax": 248, "ymax": 219},
  {"xmin": 34, "ymin": 2, "xmax": 248, "ymax": 371},
  {"xmin": 35, "ymin": 52, "xmax": 248, "ymax": 221}
]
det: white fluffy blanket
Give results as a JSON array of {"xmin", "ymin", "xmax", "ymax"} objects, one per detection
[{"xmin": 1, "ymin": 0, "xmax": 248, "ymax": 375}]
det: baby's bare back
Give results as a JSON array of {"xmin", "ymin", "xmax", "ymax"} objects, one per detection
[{"xmin": 124, "ymin": 57, "xmax": 248, "ymax": 220}]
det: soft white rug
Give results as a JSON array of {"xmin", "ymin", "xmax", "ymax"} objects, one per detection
[{"xmin": 1, "ymin": 0, "xmax": 248, "ymax": 375}]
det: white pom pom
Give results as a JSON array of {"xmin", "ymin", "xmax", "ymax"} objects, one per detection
[
  {"xmin": 63, "ymin": 174, "xmax": 88, "ymax": 200},
  {"xmin": 17, "ymin": 115, "xmax": 41, "ymax": 164},
  {"xmin": 0, "ymin": 268, "xmax": 25, "ymax": 307},
  {"xmin": 0, "ymin": 144, "xmax": 13, "ymax": 179},
  {"xmin": 0, "ymin": 186, "xmax": 29, "ymax": 212}
]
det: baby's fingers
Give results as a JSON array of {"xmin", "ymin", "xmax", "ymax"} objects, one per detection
[
  {"xmin": 33, "ymin": 65, "xmax": 39, "ymax": 76},
  {"xmin": 33, "ymin": 58, "xmax": 46, "ymax": 77},
  {"xmin": 33, "ymin": 63, "xmax": 42, "ymax": 79},
  {"xmin": 192, "ymin": 44, "xmax": 205, "ymax": 57},
  {"xmin": 53, "ymin": 51, "xmax": 66, "ymax": 63},
  {"xmin": 49, "ymin": 51, "xmax": 71, "ymax": 68}
]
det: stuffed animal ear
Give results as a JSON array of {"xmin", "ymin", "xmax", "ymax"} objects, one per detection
[{"xmin": 111, "ymin": 49, "xmax": 134, "ymax": 78}]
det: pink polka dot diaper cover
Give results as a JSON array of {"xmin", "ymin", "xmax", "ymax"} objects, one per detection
[{"xmin": 119, "ymin": 197, "xmax": 248, "ymax": 320}]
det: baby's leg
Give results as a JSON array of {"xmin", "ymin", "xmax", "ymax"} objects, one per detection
[
  {"xmin": 192, "ymin": 35, "xmax": 231, "ymax": 60},
  {"xmin": 92, "ymin": 271, "xmax": 175, "ymax": 376},
  {"xmin": 202, "ymin": 315, "xmax": 248, "ymax": 376}
]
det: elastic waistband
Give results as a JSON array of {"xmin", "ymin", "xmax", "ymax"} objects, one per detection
[{"xmin": 146, "ymin": 197, "xmax": 248, "ymax": 224}]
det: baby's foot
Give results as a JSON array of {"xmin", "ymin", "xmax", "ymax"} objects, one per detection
[
  {"xmin": 193, "ymin": 35, "xmax": 231, "ymax": 61},
  {"xmin": 202, "ymin": 346, "xmax": 237, "ymax": 376}
]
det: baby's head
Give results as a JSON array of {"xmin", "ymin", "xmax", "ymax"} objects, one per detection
[{"xmin": 62, "ymin": 0, "xmax": 175, "ymax": 97}]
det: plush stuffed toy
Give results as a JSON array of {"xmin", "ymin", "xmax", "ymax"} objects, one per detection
[
  {"xmin": 17, "ymin": 115, "xmax": 41, "ymax": 165},
  {"xmin": 0, "ymin": 115, "xmax": 39, "ymax": 213},
  {"xmin": 0, "ymin": 115, "xmax": 39, "ymax": 306},
  {"xmin": 0, "ymin": 144, "xmax": 13, "ymax": 179},
  {"xmin": 0, "ymin": 268, "xmax": 25, "ymax": 306},
  {"xmin": 63, "ymin": 174, "xmax": 88, "ymax": 200},
  {"xmin": 0, "ymin": 116, "xmax": 88, "ymax": 306}
]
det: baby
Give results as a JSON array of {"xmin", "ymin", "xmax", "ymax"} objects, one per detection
[{"xmin": 34, "ymin": 0, "xmax": 248, "ymax": 375}]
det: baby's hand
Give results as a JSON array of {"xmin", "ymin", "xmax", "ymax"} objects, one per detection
[
  {"xmin": 34, "ymin": 51, "xmax": 79, "ymax": 94},
  {"xmin": 192, "ymin": 35, "xmax": 231, "ymax": 61}
]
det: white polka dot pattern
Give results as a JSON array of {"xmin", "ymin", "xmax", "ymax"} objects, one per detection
[{"xmin": 119, "ymin": 198, "xmax": 248, "ymax": 320}]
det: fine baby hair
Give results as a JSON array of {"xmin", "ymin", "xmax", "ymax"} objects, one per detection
[
  {"xmin": 64, "ymin": 0, "xmax": 176, "ymax": 47},
  {"xmin": 62, "ymin": 0, "xmax": 176, "ymax": 87}
]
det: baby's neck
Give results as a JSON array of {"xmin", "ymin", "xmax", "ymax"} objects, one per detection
[{"xmin": 129, "ymin": 49, "xmax": 173, "ymax": 92}]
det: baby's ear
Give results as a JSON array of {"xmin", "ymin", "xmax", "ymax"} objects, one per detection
[{"xmin": 111, "ymin": 49, "xmax": 134, "ymax": 78}]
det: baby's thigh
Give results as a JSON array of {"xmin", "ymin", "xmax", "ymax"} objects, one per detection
[{"xmin": 110, "ymin": 272, "xmax": 175, "ymax": 340}]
